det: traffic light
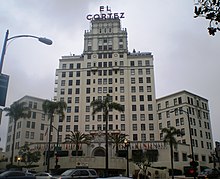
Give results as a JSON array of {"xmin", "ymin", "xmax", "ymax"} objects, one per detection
[
  {"xmin": 188, "ymin": 168, "xmax": 196, "ymax": 175},
  {"xmin": 190, "ymin": 161, "xmax": 199, "ymax": 168}
]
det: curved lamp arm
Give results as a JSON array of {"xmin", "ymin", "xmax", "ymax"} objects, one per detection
[{"xmin": 0, "ymin": 29, "xmax": 53, "ymax": 73}]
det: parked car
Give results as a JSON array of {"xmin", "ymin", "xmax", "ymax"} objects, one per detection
[
  {"xmin": 197, "ymin": 168, "xmax": 220, "ymax": 179},
  {"xmin": 0, "ymin": 170, "xmax": 36, "ymax": 179},
  {"xmin": 35, "ymin": 172, "xmax": 58, "ymax": 179},
  {"xmin": 58, "ymin": 169, "xmax": 98, "ymax": 179}
]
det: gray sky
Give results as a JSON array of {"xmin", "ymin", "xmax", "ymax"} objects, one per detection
[{"xmin": 0, "ymin": 0, "xmax": 219, "ymax": 149}]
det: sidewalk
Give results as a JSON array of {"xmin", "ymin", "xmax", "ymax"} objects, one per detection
[{"xmin": 169, "ymin": 176, "xmax": 194, "ymax": 179}]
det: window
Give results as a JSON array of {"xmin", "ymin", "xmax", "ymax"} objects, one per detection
[
  {"xmin": 149, "ymin": 134, "xmax": 154, "ymax": 141},
  {"xmin": 148, "ymin": 104, "xmax": 153, "ymax": 111},
  {"xmin": 182, "ymin": 153, "xmax": 187, "ymax": 161},
  {"xmin": 131, "ymin": 86, "xmax": 136, "ymax": 93},
  {"xmin": 140, "ymin": 104, "xmax": 145, "ymax": 111},
  {"xmin": 149, "ymin": 123, "xmax": 154, "ymax": 130},
  {"xmin": 141, "ymin": 124, "xmax": 146, "ymax": 131},
  {"xmin": 61, "ymin": 72, "xmax": 66, "ymax": 77},
  {"xmin": 132, "ymin": 114, "xmax": 137, "ymax": 121},
  {"xmin": 132, "ymin": 95, "xmax": 136, "ymax": 102},
  {"xmin": 26, "ymin": 121, "xmax": 30, "ymax": 128},
  {"xmin": 68, "ymin": 88, "xmax": 72, "ymax": 95},
  {"xmin": 66, "ymin": 116, "xmax": 71, "ymax": 122},
  {"xmin": 174, "ymin": 152, "xmax": 179, "ymax": 161},
  {"xmin": 30, "ymin": 132, "xmax": 34, "ymax": 139},
  {"xmin": 139, "ymin": 95, "xmax": 144, "ymax": 101},
  {"xmin": 76, "ymin": 63, "xmax": 81, "ymax": 69},
  {"xmin": 148, "ymin": 114, "xmax": 153, "ymax": 120},
  {"xmin": 68, "ymin": 80, "xmax": 72, "ymax": 86},
  {"xmin": 121, "ymin": 114, "xmax": 125, "ymax": 121},
  {"xmin": 147, "ymin": 95, "xmax": 152, "ymax": 101},
  {"xmin": 139, "ymin": 77, "xmax": 143, "ymax": 83},
  {"xmin": 146, "ymin": 77, "xmax": 151, "ymax": 83},
  {"xmin": 121, "ymin": 124, "xmax": 125, "ymax": 131},
  {"xmin": 131, "ymin": 78, "xmax": 135, "ymax": 84},
  {"xmin": 139, "ymin": 86, "xmax": 144, "ymax": 92},
  {"xmin": 69, "ymin": 71, "xmax": 73, "ymax": 77},
  {"xmin": 66, "ymin": 125, "xmax": 70, "ymax": 132},
  {"xmin": 133, "ymin": 124, "xmax": 137, "ymax": 131},
  {"xmin": 25, "ymin": 131, "xmax": 29, "ymax": 138},
  {"xmin": 132, "ymin": 105, "xmax": 136, "ymax": 111},
  {"xmin": 138, "ymin": 69, "xmax": 143, "ymax": 75},
  {"xmin": 74, "ymin": 115, "xmax": 79, "ymax": 122},
  {"xmin": 133, "ymin": 134, "xmax": 138, "ymax": 141},
  {"xmin": 76, "ymin": 80, "xmax": 80, "ymax": 85},
  {"xmin": 140, "ymin": 114, "xmax": 145, "ymax": 121},
  {"xmin": 86, "ymin": 88, "xmax": 90, "ymax": 94},
  {"xmin": 120, "ymin": 78, "xmax": 124, "ymax": 84},
  {"xmin": 130, "ymin": 61, "xmax": 135, "ymax": 66},
  {"xmin": 32, "ymin": 112, "xmax": 36, "ymax": 119},
  {"xmin": 75, "ymin": 97, "xmax": 79, "ymax": 103},
  {"xmin": 31, "ymin": 122, "xmax": 35, "ymax": 129}
]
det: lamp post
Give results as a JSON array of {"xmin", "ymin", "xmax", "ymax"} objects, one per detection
[
  {"xmin": 171, "ymin": 108, "xmax": 196, "ymax": 179},
  {"xmin": 0, "ymin": 29, "xmax": 52, "ymax": 74},
  {"xmin": 124, "ymin": 138, "xmax": 130, "ymax": 177}
]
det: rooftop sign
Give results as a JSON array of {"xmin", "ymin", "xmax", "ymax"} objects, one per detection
[{"xmin": 86, "ymin": 6, "xmax": 125, "ymax": 20}]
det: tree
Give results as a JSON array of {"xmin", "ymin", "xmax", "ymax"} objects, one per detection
[
  {"xmin": 162, "ymin": 126, "xmax": 181, "ymax": 179},
  {"xmin": 90, "ymin": 94, "xmax": 124, "ymax": 177},
  {"xmin": 42, "ymin": 100, "xmax": 67, "ymax": 172},
  {"xmin": 109, "ymin": 132, "xmax": 127, "ymax": 156},
  {"xmin": 65, "ymin": 131, "xmax": 92, "ymax": 156},
  {"xmin": 18, "ymin": 143, "xmax": 41, "ymax": 167},
  {"xmin": 4, "ymin": 101, "xmax": 30, "ymax": 165},
  {"xmin": 194, "ymin": 0, "xmax": 220, "ymax": 35}
]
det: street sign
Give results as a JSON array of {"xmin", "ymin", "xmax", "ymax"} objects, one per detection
[{"xmin": 0, "ymin": 73, "xmax": 9, "ymax": 106}]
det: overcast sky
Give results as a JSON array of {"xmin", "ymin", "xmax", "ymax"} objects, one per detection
[{"xmin": 0, "ymin": 0, "xmax": 219, "ymax": 149}]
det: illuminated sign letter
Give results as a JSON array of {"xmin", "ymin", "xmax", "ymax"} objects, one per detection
[
  {"xmin": 86, "ymin": 14, "xmax": 93, "ymax": 20},
  {"xmin": 100, "ymin": 6, "xmax": 104, "ymax": 12}
]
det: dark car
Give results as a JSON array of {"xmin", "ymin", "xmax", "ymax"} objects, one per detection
[
  {"xmin": 0, "ymin": 170, "xmax": 36, "ymax": 179},
  {"xmin": 58, "ymin": 169, "xmax": 98, "ymax": 179},
  {"xmin": 197, "ymin": 168, "xmax": 220, "ymax": 179}
]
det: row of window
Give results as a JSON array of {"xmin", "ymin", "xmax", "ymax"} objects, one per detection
[
  {"xmin": 66, "ymin": 103, "xmax": 154, "ymax": 114},
  {"xmin": 61, "ymin": 59, "xmax": 151, "ymax": 70},
  {"xmin": 60, "ymin": 84, "xmax": 152, "ymax": 96},
  {"xmin": 174, "ymin": 152, "xmax": 211, "ymax": 163},
  {"xmin": 61, "ymin": 68, "xmax": 151, "ymax": 80}
]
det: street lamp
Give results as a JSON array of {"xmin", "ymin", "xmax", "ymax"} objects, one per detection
[
  {"xmin": 171, "ymin": 108, "xmax": 196, "ymax": 179},
  {"xmin": 0, "ymin": 29, "xmax": 52, "ymax": 73},
  {"xmin": 0, "ymin": 29, "xmax": 52, "ymax": 107},
  {"xmin": 17, "ymin": 156, "xmax": 21, "ymax": 166},
  {"xmin": 124, "ymin": 138, "xmax": 130, "ymax": 177}
]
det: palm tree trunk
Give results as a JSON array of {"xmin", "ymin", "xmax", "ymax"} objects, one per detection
[
  {"xmin": 11, "ymin": 119, "xmax": 17, "ymax": 165},
  {"xmin": 105, "ymin": 112, "xmax": 109, "ymax": 177},
  {"xmin": 170, "ymin": 143, "xmax": 174, "ymax": 179}
]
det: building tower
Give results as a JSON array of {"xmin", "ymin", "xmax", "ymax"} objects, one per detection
[{"xmin": 54, "ymin": 10, "xmax": 158, "ymax": 150}]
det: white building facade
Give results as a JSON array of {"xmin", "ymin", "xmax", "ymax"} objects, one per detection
[{"xmin": 156, "ymin": 91, "xmax": 214, "ymax": 170}]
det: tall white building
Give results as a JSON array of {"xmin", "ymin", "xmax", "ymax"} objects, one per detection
[{"xmin": 54, "ymin": 17, "xmax": 158, "ymax": 143}]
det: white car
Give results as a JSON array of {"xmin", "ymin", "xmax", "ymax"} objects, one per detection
[{"xmin": 35, "ymin": 172, "xmax": 58, "ymax": 179}]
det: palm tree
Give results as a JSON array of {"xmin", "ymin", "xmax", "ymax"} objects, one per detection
[
  {"xmin": 42, "ymin": 99, "xmax": 67, "ymax": 172},
  {"xmin": 109, "ymin": 133, "xmax": 128, "ymax": 156},
  {"xmin": 4, "ymin": 101, "xmax": 30, "ymax": 165},
  {"xmin": 90, "ymin": 94, "xmax": 124, "ymax": 177},
  {"xmin": 65, "ymin": 131, "xmax": 92, "ymax": 156},
  {"xmin": 162, "ymin": 126, "xmax": 181, "ymax": 179}
]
